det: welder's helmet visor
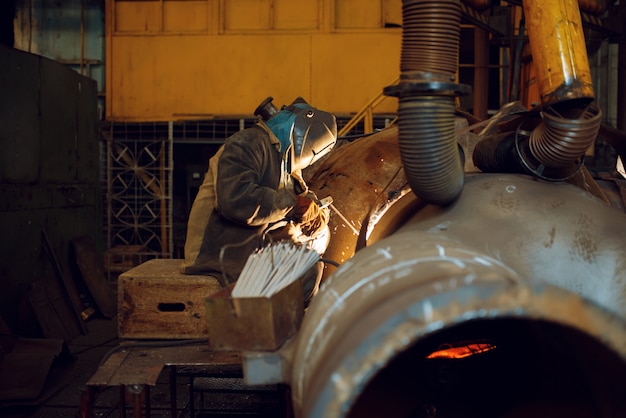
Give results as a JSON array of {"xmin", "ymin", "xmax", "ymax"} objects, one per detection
[{"xmin": 290, "ymin": 105, "xmax": 337, "ymax": 172}]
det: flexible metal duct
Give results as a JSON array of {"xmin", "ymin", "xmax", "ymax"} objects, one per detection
[
  {"xmin": 527, "ymin": 101, "xmax": 601, "ymax": 169},
  {"xmin": 473, "ymin": 100, "xmax": 602, "ymax": 181},
  {"xmin": 384, "ymin": 0, "xmax": 470, "ymax": 206}
]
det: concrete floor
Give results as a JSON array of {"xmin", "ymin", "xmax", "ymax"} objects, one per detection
[
  {"xmin": 0, "ymin": 316, "xmax": 287, "ymax": 418},
  {"xmin": 0, "ymin": 316, "xmax": 124, "ymax": 418}
]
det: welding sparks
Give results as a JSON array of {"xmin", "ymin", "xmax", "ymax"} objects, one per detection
[{"xmin": 330, "ymin": 203, "xmax": 360, "ymax": 236}]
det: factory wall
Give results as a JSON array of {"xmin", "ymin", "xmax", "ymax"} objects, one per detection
[
  {"xmin": 105, "ymin": 0, "xmax": 402, "ymax": 121},
  {"xmin": 13, "ymin": 0, "xmax": 106, "ymax": 117},
  {"xmin": 0, "ymin": 46, "xmax": 101, "ymax": 330}
]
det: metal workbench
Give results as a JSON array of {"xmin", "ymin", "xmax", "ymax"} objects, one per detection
[{"xmin": 82, "ymin": 342, "xmax": 243, "ymax": 418}]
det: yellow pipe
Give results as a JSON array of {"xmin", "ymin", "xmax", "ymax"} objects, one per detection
[{"xmin": 522, "ymin": 0, "xmax": 595, "ymax": 106}]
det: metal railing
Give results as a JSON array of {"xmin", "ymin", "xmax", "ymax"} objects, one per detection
[{"xmin": 338, "ymin": 77, "xmax": 399, "ymax": 137}]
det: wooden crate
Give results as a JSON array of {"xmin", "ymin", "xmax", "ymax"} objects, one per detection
[
  {"xmin": 118, "ymin": 259, "xmax": 222, "ymax": 339},
  {"xmin": 205, "ymin": 279, "xmax": 304, "ymax": 351}
]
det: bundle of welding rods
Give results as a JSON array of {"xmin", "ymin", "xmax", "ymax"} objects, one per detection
[{"xmin": 232, "ymin": 240, "xmax": 320, "ymax": 298}]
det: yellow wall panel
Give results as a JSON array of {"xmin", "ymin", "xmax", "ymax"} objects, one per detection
[
  {"xmin": 311, "ymin": 33, "xmax": 400, "ymax": 113},
  {"xmin": 203, "ymin": 35, "xmax": 314, "ymax": 115},
  {"xmin": 109, "ymin": 34, "xmax": 315, "ymax": 119},
  {"xmin": 274, "ymin": 0, "xmax": 320, "ymax": 30},
  {"xmin": 106, "ymin": 0, "xmax": 403, "ymax": 121},
  {"xmin": 163, "ymin": 1, "xmax": 209, "ymax": 32},
  {"xmin": 114, "ymin": 1, "xmax": 161, "ymax": 32},
  {"xmin": 223, "ymin": 0, "xmax": 272, "ymax": 31},
  {"xmin": 336, "ymin": 0, "xmax": 382, "ymax": 29},
  {"xmin": 383, "ymin": 0, "xmax": 402, "ymax": 27},
  {"xmin": 110, "ymin": 37, "xmax": 202, "ymax": 118}
]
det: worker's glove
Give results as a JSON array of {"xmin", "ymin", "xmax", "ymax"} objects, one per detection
[
  {"xmin": 291, "ymin": 195, "xmax": 319, "ymax": 222},
  {"xmin": 289, "ymin": 196, "xmax": 329, "ymax": 239},
  {"xmin": 300, "ymin": 205, "xmax": 330, "ymax": 239}
]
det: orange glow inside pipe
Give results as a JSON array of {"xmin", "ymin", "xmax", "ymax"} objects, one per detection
[{"xmin": 426, "ymin": 343, "xmax": 497, "ymax": 359}]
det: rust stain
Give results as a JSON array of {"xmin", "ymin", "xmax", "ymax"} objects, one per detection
[
  {"xmin": 544, "ymin": 226, "xmax": 556, "ymax": 248},
  {"xmin": 570, "ymin": 213, "xmax": 598, "ymax": 263},
  {"xmin": 364, "ymin": 142, "xmax": 391, "ymax": 167},
  {"xmin": 550, "ymin": 199, "xmax": 566, "ymax": 209},
  {"xmin": 307, "ymin": 127, "xmax": 404, "ymax": 281},
  {"xmin": 494, "ymin": 192, "xmax": 518, "ymax": 212}
]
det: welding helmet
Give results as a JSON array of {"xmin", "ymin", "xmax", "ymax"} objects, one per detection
[{"xmin": 255, "ymin": 97, "xmax": 337, "ymax": 173}]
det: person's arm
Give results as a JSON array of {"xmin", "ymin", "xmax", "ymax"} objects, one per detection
[{"xmin": 215, "ymin": 134, "xmax": 296, "ymax": 227}]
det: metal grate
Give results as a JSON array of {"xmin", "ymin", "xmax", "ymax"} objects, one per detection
[
  {"xmin": 171, "ymin": 118, "xmax": 257, "ymax": 143},
  {"xmin": 100, "ymin": 119, "xmax": 255, "ymax": 268},
  {"xmin": 101, "ymin": 122, "xmax": 174, "ymax": 264}
]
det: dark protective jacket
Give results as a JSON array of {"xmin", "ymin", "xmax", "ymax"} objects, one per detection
[{"xmin": 182, "ymin": 125, "xmax": 298, "ymax": 284}]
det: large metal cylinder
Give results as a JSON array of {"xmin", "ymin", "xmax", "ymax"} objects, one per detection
[
  {"xmin": 306, "ymin": 126, "xmax": 407, "ymax": 279},
  {"xmin": 291, "ymin": 173, "xmax": 626, "ymax": 418}
]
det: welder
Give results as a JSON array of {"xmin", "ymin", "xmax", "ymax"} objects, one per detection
[{"xmin": 181, "ymin": 97, "xmax": 337, "ymax": 304}]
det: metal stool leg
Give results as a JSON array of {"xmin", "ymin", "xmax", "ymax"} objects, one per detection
[{"xmin": 188, "ymin": 376, "xmax": 195, "ymax": 418}]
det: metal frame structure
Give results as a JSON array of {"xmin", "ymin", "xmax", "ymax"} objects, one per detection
[{"xmin": 101, "ymin": 121, "xmax": 174, "ymax": 268}]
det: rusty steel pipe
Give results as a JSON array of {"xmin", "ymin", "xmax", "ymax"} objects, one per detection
[
  {"xmin": 306, "ymin": 118, "xmax": 472, "ymax": 281},
  {"xmin": 305, "ymin": 126, "xmax": 408, "ymax": 278}
]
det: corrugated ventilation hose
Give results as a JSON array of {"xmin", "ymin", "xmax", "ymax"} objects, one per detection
[
  {"xmin": 528, "ymin": 102, "xmax": 601, "ymax": 169},
  {"xmin": 385, "ymin": 0, "xmax": 470, "ymax": 206},
  {"xmin": 472, "ymin": 101, "xmax": 602, "ymax": 181},
  {"xmin": 401, "ymin": 0, "xmax": 462, "ymax": 74}
]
